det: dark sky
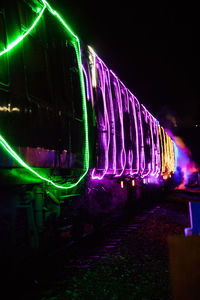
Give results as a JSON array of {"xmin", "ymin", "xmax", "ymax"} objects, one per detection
[{"xmin": 51, "ymin": 0, "xmax": 199, "ymax": 158}]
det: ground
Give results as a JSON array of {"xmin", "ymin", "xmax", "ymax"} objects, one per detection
[{"xmin": 31, "ymin": 197, "xmax": 190, "ymax": 300}]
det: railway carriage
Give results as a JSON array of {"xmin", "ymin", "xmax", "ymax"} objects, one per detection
[{"xmin": 0, "ymin": 0, "xmax": 175, "ymax": 253}]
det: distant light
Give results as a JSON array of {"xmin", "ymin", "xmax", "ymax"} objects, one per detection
[
  {"xmin": 195, "ymin": 124, "xmax": 198, "ymax": 127},
  {"xmin": 163, "ymin": 174, "xmax": 168, "ymax": 180},
  {"xmin": 131, "ymin": 179, "xmax": 135, "ymax": 187},
  {"xmin": 0, "ymin": 104, "xmax": 20, "ymax": 112},
  {"xmin": 36, "ymin": 7, "xmax": 41, "ymax": 13},
  {"xmin": 120, "ymin": 181, "xmax": 124, "ymax": 189}
]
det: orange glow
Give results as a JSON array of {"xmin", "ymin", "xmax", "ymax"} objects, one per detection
[
  {"xmin": 131, "ymin": 179, "xmax": 135, "ymax": 187},
  {"xmin": 163, "ymin": 174, "xmax": 169, "ymax": 180},
  {"xmin": 175, "ymin": 182, "xmax": 185, "ymax": 190},
  {"xmin": 174, "ymin": 136, "xmax": 191, "ymax": 156},
  {"xmin": 120, "ymin": 181, "xmax": 124, "ymax": 189}
]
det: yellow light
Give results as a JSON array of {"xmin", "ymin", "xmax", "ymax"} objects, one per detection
[
  {"xmin": 163, "ymin": 174, "xmax": 168, "ymax": 180},
  {"xmin": 131, "ymin": 179, "xmax": 135, "ymax": 187},
  {"xmin": 88, "ymin": 46, "xmax": 97, "ymax": 87},
  {"xmin": 0, "ymin": 104, "xmax": 20, "ymax": 112},
  {"xmin": 159, "ymin": 125, "xmax": 175, "ymax": 178},
  {"xmin": 120, "ymin": 181, "xmax": 124, "ymax": 189}
]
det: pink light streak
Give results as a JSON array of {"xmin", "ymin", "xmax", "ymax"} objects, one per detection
[
  {"xmin": 87, "ymin": 46, "xmax": 166, "ymax": 183},
  {"xmin": 82, "ymin": 64, "xmax": 90, "ymax": 101}
]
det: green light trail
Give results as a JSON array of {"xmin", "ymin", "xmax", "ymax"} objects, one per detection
[
  {"xmin": 0, "ymin": 0, "xmax": 89, "ymax": 189},
  {"xmin": 0, "ymin": 5, "xmax": 46, "ymax": 56}
]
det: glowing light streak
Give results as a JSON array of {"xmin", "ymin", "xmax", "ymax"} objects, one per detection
[
  {"xmin": 110, "ymin": 78, "xmax": 123, "ymax": 175},
  {"xmin": 159, "ymin": 126, "xmax": 175, "ymax": 177},
  {"xmin": 121, "ymin": 85, "xmax": 133, "ymax": 174},
  {"xmin": 136, "ymin": 101, "xmax": 145, "ymax": 176},
  {"xmin": 168, "ymin": 135, "xmax": 175, "ymax": 173},
  {"xmin": 0, "ymin": 134, "xmax": 80, "ymax": 188},
  {"xmin": 98, "ymin": 60, "xmax": 111, "ymax": 178},
  {"xmin": 106, "ymin": 68, "xmax": 117, "ymax": 175},
  {"xmin": 91, "ymin": 168, "xmax": 105, "ymax": 180},
  {"xmin": 140, "ymin": 105, "xmax": 151, "ymax": 178},
  {"xmin": 140, "ymin": 106, "xmax": 147, "ymax": 177},
  {"xmin": 0, "ymin": 0, "xmax": 89, "ymax": 189},
  {"xmin": 133, "ymin": 98, "xmax": 140, "ymax": 175},
  {"xmin": 0, "ymin": 1, "xmax": 176, "ymax": 186},
  {"xmin": 43, "ymin": 0, "xmax": 89, "ymax": 177},
  {"xmin": 82, "ymin": 64, "xmax": 90, "ymax": 101},
  {"xmin": 159, "ymin": 126, "xmax": 165, "ymax": 175},
  {"xmin": 149, "ymin": 116, "xmax": 155, "ymax": 176},
  {"xmin": 128, "ymin": 150, "xmax": 133, "ymax": 169},
  {"xmin": 149, "ymin": 115, "xmax": 160, "ymax": 177},
  {"xmin": 151, "ymin": 119, "xmax": 157, "ymax": 176},
  {"xmin": 131, "ymin": 96, "xmax": 141, "ymax": 175},
  {"xmin": 0, "ymin": 104, "xmax": 20, "ymax": 112},
  {"xmin": 88, "ymin": 46, "xmax": 117, "ymax": 178},
  {"xmin": 154, "ymin": 121, "xmax": 161, "ymax": 177},
  {"xmin": 91, "ymin": 54, "xmax": 111, "ymax": 179},
  {"xmin": 42, "ymin": 1, "xmax": 77, "ymax": 40},
  {"xmin": 88, "ymin": 46, "xmax": 97, "ymax": 87},
  {"xmin": 173, "ymin": 141, "xmax": 178, "ymax": 170},
  {"xmin": 127, "ymin": 94, "xmax": 138, "ymax": 175},
  {"xmin": 110, "ymin": 70, "xmax": 126, "ymax": 177},
  {"xmin": 0, "ymin": 5, "xmax": 46, "ymax": 57},
  {"xmin": 87, "ymin": 44, "xmax": 175, "ymax": 182}
]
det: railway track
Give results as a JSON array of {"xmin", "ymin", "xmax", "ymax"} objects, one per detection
[
  {"xmin": 60, "ymin": 206, "xmax": 161, "ymax": 271},
  {"xmin": 6, "ymin": 193, "xmax": 191, "ymax": 300},
  {"xmin": 13, "ymin": 203, "xmax": 163, "ymax": 299}
]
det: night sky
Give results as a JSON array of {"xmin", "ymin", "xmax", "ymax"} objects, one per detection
[{"xmin": 52, "ymin": 0, "xmax": 199, "ymax": 162}]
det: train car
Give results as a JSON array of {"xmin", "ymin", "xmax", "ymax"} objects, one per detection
[{"xmin": 0, "ymin": 0, "xmax": 175, "ymax": 256}]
